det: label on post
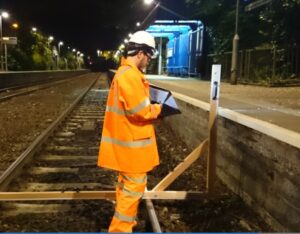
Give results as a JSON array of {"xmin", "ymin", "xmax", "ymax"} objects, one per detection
[{"xmin": 210, "ymin": 64, "xmax": 221, "ymax": 103}]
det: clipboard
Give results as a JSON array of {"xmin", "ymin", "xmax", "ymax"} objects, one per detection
[{"xmin": 150, "ymin": 85, "xmax": 181, "ymax": 117}]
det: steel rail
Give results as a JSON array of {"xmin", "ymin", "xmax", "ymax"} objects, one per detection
[
  {"xmin": 145, "ymin": 199, "xmax": 162, "ymax": 232},
  {"xmin": 0, "ymin": 77, "xmax": 98, "ymax": 191},
  {"xmin": 0, "ymin": 75, "xmax": 86, "ymax": 102},
  {"xmin": 0, "ymin": 73, "xmax": 87, "ymax": 93}
]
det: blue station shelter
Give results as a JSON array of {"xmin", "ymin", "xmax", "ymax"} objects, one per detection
[{"xmin": 146, "ymin": 20, "xmax": 204, "ymax": 77}]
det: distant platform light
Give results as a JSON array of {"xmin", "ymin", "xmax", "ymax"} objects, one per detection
[{"xmin": 12, "ymin": 23, "xmax": 19, "ymax": 29}]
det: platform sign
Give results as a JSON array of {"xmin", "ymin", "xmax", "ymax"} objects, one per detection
[
  {"xmin": 1, "ymin": 37, "xmax": 18, "ymax": 45},
  {"xmin": 167, "ymin": 48, "xmax": 173, "ymax": 58}
]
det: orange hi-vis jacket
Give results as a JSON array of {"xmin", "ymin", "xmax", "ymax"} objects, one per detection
[{"xmin": 98, "ymin": 60, "xmax": 162, "ymax": 173}]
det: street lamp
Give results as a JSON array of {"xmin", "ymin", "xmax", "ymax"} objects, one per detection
[
  {"xmin": 32, "ymin": 27, "xmax": 37, "ymax": 32},
  {"xmin": 58, "ymin": 41, "xmax": 64, "ymax": 55},
  {"xmin": 143, "ymin": 0, "xmax": 187, "ymax": 21},
  {"xmin": 48, "ymin": 36, "xmax": 54, "ymax": 42},
  {"xmin": 230, "ymin": 0, "xmax": 240, "ymax": 85},
  {"xmin": 57, "ymin": 41, "xmax": 64, "ymax": 70},
  {"xmin": 144, "ymin": 0, "xmax": 154, "ymax": 4},
  {"xmin": 0, "ymin": 11, "xmax": 9, "ymax": 71}
]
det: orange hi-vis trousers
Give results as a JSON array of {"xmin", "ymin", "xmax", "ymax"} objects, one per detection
[{"xmin": 108, "ymin": 172, "xmax": 147, "ymax": 233}]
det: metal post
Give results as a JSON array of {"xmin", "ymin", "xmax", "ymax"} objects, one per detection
[
  {"xmin": 230, "ymin": 0, "xmax": 240, "ymax": 84},
  {"xmin": 0, "ymin": 16, "xmax": 3, "ymax": 71},
  {"xmin": 188, "ymin": 31, "xmax": 192, "ymax": 75},
  {"xmin": 272, "ymin": 46, "xmax": 276, "ymax": 79},
  {"xmin": 158, "ymin": 37, "xmax": 162, "ymax": 75},
  {"xmin": 58, "ymin": 44, "xmax": 61, "ymax": 70},
  {"xmin": 4, "ymin": 43, "xmax": 7, "ymax": 71}
]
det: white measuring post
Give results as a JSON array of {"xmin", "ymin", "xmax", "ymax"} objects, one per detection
[{"xmin": 207, "ymin": 64, "xmax": 221, "ymax": 193}]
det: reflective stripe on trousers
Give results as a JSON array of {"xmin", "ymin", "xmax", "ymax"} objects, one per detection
[{"xmin": 108, "ymin": 172, "xmax": 147, "ymax": 233}]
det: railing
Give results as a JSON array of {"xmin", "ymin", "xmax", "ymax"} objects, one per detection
[{"xmin": 205, "ymin": 46, "xmax": 300, "ymax": 85}]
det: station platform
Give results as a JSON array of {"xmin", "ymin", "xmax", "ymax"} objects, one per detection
[{"xmin": 146, "ymin": 74, "xmax": 300, "ymax": 133}]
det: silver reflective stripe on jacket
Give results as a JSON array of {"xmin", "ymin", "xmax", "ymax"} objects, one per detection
[
  {"xmin": 106, "ymin": 106, "xmax": 125, "ymax": 115},
  {"xmin": 121, "ymin": 174, "xmax": 147, "ymax": 184},
  {"xmin": 106, "ymin": 98, "xmax": 150, "ymax": 116},
  {"xmin": 126, "ymin": 98, "xmax": 150, "ymax": 115},
  {"xmin": 101, "ymin": 136, "xmax": 153, "ymax": 148},
  {"xmin": 114, "ymin": 211, "xmax": 136, "ymax": 222},
  {"xmin": 122, "ymin": 187, "xmax": 144, "ymax": 198}
]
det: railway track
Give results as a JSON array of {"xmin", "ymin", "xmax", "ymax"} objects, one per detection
[
  {"xmin": 0, "ymin": 74, "xmax": 159, "ymax": 232},
  {"xmin": 0, "ymin": 73, "xmax": 272, "ymax": 232},
  {"xmin": 0, "ymin": 74, "xmax": 87, "ymax": 102}
]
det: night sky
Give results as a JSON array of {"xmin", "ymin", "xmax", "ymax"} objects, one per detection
[{"xmin": 0, "ymin": 0, "xmax": 190, "ymax": 56}]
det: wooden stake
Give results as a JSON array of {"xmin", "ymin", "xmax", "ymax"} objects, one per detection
[{"xmin": 153, "ymin": 139, "xmax": 208, "ymax": 191}]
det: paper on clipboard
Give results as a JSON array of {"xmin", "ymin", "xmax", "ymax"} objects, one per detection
[{"xmin": 150, "ymin": 85, "xmax": 181, "ymax": 117}]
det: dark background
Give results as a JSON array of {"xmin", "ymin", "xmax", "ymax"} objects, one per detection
[{"xmin": 0, "ymin": 0, "xmax": 190, "ymax": 56}]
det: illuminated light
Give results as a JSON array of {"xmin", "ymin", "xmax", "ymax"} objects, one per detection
[
  {"xmin": 12, "ymin": 23, "xmax": 19, "ymax": 29},
  {"xmin": 124, "ymin": 39, "xmax": 129, "ymax": 43},
  {"xmin": 32, "ymin": 27, "xmax": 37, "ymax": 32},
  {"xmin": 144, "ymin": 0, "xmax": 154, "ymax": 5},
  {"xmin": 49, "ymin": 36, "xmax": 54, "ymax": 41},
  {"xmin": 136, "ymin": 22, "xmax": 141, "ymax": 27},
  {"xmin": 1, "ymin": 12, "xmax": 9, "ymax": 18},
  {"xmin": 59, "ymin": 41, "xmax": 64, "ymax": 46}
]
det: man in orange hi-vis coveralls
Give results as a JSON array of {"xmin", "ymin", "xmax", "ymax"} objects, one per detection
[{"xmin": 98, "ymin": 30, "xmax": 162, "ymax": 232}]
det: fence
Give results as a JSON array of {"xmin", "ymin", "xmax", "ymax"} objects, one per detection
[{"xmin": 205, "ymin": 46, "xmax": 300, "ymax": 84}]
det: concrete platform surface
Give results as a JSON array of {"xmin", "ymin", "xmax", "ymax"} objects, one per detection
[{"xmin": 147, "ymin": 75, "xmax": 300, "ymax": 133}]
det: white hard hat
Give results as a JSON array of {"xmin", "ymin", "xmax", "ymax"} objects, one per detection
[
  {"xmin": 129, "ymin": 31, "xmax": 155, "ymax": 49},
  {"xmin": 127, "ymin": 31, "xmax": 157, "ymax": 58}
]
